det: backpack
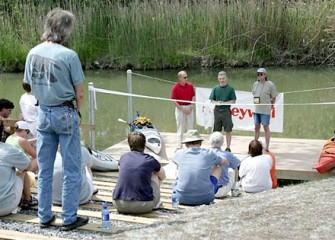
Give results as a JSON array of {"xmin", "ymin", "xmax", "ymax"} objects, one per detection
[{"xmin": 314, "ymin": 137, "xmax": 335, "ymax": 173}]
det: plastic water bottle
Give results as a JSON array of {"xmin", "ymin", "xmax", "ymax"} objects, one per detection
[
  {"xmin": 171, "ymin": 191, "xmax": 179, "ymax": 209},
  {"xmin": 101, "ymin": 202, "xmax": 110, "ymax": 230}
]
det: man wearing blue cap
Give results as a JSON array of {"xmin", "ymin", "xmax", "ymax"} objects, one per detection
[{"xmin": 252, "ymin": 68, "xmax": 277, "ymax": 152}]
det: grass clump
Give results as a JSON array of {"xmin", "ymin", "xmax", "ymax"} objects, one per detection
[{"xmin": 0, "ymin": 0, "xmax": 335, "ymax": 71}]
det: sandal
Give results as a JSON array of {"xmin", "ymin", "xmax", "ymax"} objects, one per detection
[{"xmin": 20, "ymin": 195, "xmax": 38, "ymax": 210}]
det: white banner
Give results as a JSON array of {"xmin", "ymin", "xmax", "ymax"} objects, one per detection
[{"xmin": 195, "ymin": 87, "xmax": 284, "ymax": 133}]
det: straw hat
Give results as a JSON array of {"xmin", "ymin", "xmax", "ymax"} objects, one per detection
[{"xmin": 181, "ymin": 129, "xmax": 204, "ymax": 143}]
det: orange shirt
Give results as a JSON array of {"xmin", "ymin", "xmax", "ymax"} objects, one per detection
[{"xmin": 267, "ymin": 151, "xmax": 278, "ymax": 189}]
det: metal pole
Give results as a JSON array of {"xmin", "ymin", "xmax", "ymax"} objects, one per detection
[
  {"xmin": 127, "ymin": 69, "xmax": 133, "ymax": 132},
  {"xmin": 88, "ymin": 82, "xmax": 95, "ymax": 149}
]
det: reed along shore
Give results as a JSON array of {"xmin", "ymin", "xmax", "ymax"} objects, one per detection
[{"xmin": 0, "ymin": 0, "xmax": 334, "ymax": 71}]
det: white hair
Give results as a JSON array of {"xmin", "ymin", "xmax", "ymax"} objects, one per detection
[
  {"xmin": 42, "ymin": 8, "xmax": 76, "ymax": 43},
  {"xmin": 218, "ymin": 71, "xmax": 228, "ymax": 80},
  {"xmin": 209, "ymin": 131, "xmax": 224, "ymax": 148}
]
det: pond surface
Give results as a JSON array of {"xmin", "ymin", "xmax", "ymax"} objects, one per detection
[{"xmin": 1, "ymin": 66, "xmax": 334, "ymax": 150}]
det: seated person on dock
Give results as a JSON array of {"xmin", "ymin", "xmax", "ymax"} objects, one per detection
[
  {"xmin": 5, "ymin": 121, "xmax": 38, "ymax": 173},
  {"xmin": 173, "ymin": 129, "xmax": 227, "ymax": 206},
  {"xmin": 239, "ymin": 140, "xmax": 272, "ymax": 193},
  {"xmin": 0, "ymin": 98, "xmax": 15, "ymax": 142},
  {"xmin": 52, "ymin": 146, "xmax": 97, "ymax": 205},
  {"xmin": 19, "ymin": 83, "xmax": 39, "ymax": 138},
  {"xmin": 0, "ymin": 142, "xmax": 38, "ymax": 216},
  {"xmin": 112, "ymin": 131, "xmax": 166, "ymax": 214},
  {"xmin": 209, "ymin": 132, "xmax": 240, "ymax": 198}
]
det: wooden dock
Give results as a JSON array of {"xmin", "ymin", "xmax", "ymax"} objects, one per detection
[
  {"xmin": 0, "ymin": 171, "xmax": 189, "ymax": 239},
  {"xmin": 104, "ymin": 132, "xmax": 335, "ymax": 181},
  {"xmin": 1, "ymin": 132, "xmax": 335, "ymax": 239}
]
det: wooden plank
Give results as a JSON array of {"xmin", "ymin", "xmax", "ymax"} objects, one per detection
[
  {"xmin": 0, "ymin": 213, "xmax": 122, "ymax": 233},
  {"xmin": 0, "ymin": 229, "xmax": 71, "ymax": 240},
  {"xmin": 27, "ymin": 205, "xmax": 160, "ymax": 225},
  {"xmin": 78, "ymin": 203, "xmax": 171, "ymax": 219},
  {"xmin": 276, "ymin": 169, "xmax": 335, "ymax": 181},
  {"xmin": 47, "ymin": 205, "xmax": 160, "ymax": 225},
  {"xmin": 92, "ymin": 181, "xmax": 172, "ymax": 195},
  {"xmin": 91, "ymin": 194, "xmax": 191, "ymax": 210}
]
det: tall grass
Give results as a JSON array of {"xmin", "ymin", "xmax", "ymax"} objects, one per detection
[{"xmin": 0, "ymin": 0, "xmax": 334, "ymax": 71}]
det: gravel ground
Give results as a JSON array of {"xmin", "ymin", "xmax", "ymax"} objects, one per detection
[{"xmin": 1, "ymin": 178, "xmax": 335, "ymax": 239}]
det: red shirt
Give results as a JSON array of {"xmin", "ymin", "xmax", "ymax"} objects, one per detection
[{"xmin": 171, "ymin": 82, "xmax": 195, "ymax": 105}]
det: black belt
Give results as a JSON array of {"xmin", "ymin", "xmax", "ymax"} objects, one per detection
[
  {"xmin": 44, "ymin": 99, "xmax": 76, "ymax": 109},
  {"xmin": 180, "ymin": 103, "xmax": 191, "ymax": 106}
]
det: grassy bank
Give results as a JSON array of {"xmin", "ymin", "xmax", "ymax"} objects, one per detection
[{"xmin": 0, "ymin": 0, "xmax": 334, "ymax": 71}]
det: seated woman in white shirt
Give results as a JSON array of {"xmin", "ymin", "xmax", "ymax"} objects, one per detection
[{"xmin": 239, "ymin": 140, "xmax": 272, "ymax": 193}]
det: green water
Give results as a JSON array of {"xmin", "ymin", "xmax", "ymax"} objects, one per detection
[{"xmin": 1, "ymin": 67, "xmax": 334, "ymax": 150}]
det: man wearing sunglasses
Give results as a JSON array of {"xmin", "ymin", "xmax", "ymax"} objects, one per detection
[
  {"xmin": 171, "ymin": 71, "xmax": 195, "ymax": 149},
  {"xmin": 252, "ymin": 68, "xmax": 277, "ymax": 152}
]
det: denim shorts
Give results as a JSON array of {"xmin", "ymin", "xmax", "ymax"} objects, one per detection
[
  {"xmin": 253, "ymin": 113, "xmax": 270, "ymax": 126},
  {"xmin": 210, "ymin": 175, "xmax": 219, "ymax": 194}
]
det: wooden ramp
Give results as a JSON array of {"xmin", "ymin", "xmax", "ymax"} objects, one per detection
[
  {"xmin": 2, "ymin": 133, "xmax": 335, "ymax": 239},
  {"xmin": 104, "ymin": 132, "xmax": 335, "ymax": 181},
  {"xmin": 0, "ymin": 171, "xmax": 189, "ymax": 239}
]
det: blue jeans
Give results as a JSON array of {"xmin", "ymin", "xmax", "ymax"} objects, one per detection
[{"xmin": 37, "ymin": 105, "xmax": 82, "ymax": 225}]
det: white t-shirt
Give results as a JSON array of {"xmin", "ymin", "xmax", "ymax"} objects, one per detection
[
  {"xmin": 19, "ymin": 93, "xmax": 38, "ymax": 137},
  {"xmin": 239, "ymin": 154, "xmax": 272, "ymax": 193},
  {"xmin": 52, "ymin": 146, "xmax": 93, "ymax": 205}
]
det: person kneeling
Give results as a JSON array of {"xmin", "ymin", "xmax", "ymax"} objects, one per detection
[
  {"xmin": 52, "ymin": 146, "xmax": 97, "ymax": 206},
  {"xmin": 112, "ymin": 132, "xmax": 166, "ymax": 214},
  {"xmin": 173, "ymin": 130, "xmax": 227, "ymax": 206}
]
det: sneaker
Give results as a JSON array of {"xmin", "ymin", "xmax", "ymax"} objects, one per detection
[
  {"xmin": 61, "ymin": 216, "xmax": 89, "ymax": 231},
  {"xmin": 231, "ymin": 189, "xmax": 241, "ymax": 197},
  {"xmin": 20, "ymin": 195, "xmax": 38, "ymax": 210},
  {"xmin": 40, "ymin": 215, "xmax": 56, "ymax": 229},
  {"xmin": 225, "ymin": 148, "xmax": 231, "ymax": 152}
]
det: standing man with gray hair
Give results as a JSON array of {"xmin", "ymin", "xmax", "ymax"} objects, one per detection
[
  {"xmin": 252, "ymin": 68, "xmax": 277, "ymax": 152},
  {"xmin": 23, "ymin": 8, "xmax": 87, "ymax": 230},
  {"xmin": 209, "ymin": 71, "xmax": 236, "ymax": 152}
]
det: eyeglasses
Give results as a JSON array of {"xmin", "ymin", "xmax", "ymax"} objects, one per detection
[{"xmin": 257, "ymin": 73, "xmax": 264, "ymax": 76}]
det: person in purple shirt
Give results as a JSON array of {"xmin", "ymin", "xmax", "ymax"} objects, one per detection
[{"xmin": 113, "ymin": 131, "xmax": 166, "ymax": 214}]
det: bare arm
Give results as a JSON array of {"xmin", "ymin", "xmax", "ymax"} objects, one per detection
[
  {"xmin": 271, "ymin": 97, "xmax": 276, "ymax": 108},
  {"xmin": 75, "ymin": 83, "xmax": 84, "ymax": 112},
  {"xmin": 211, "ymin": 99, "xmax": 236, "ymax": 105},
  {"xmin": 19, "ymin": 137, "xmax": 36, "ymax": 159},
  {"xmin": 155, "ymin": 167, "xmax": 166, "ymax": 182}
]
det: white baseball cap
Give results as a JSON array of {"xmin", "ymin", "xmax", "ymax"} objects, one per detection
[
  {"xmin": 256, "ymin": 68, "xmax": 267, "ymax": 74},
  {"xmin": 16, "ymin": 121, "xmax": 31, "ymax": 132}
]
